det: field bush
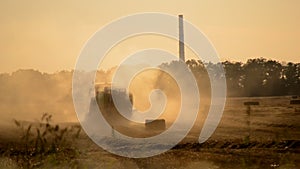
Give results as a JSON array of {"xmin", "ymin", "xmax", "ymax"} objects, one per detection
[{"xmin": 5, "ymin": 113, "xmax": 81, "ymax": 168}]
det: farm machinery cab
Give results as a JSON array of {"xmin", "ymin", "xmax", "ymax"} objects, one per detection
[{"xmin": 92, "ymin": 83, "xmax": 133, "ymax": 125}]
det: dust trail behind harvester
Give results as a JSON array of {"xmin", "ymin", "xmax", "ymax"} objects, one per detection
[{"xmin": 92, "ymin": 62, "xmax": 212, "ymax": 140}]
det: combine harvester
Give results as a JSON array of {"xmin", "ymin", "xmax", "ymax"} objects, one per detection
[
  {"xmin": 86, "ymin": 14, "xmax": 187, "ymax": 135},
  {"xmin": 90, "ymin": 83, "xmax": 133, "ymax": 126}
]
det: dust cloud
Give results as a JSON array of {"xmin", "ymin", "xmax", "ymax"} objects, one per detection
[{"xmin": 0, "ymin": 61, "xmax": 212, "ymax": 131}]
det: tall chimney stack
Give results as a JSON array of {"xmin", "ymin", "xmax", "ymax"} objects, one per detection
[{"xmin": 178, "ymin": 15, "xmax": 185, "ymax": 62}]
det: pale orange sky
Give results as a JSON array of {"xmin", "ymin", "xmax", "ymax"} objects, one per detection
[{"xmin": 0, "ymin": 0, "xmax": 300, "ymax": 73}]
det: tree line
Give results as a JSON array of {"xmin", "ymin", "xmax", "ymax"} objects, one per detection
[{"xmin": 186, "ymin": 58, "xmax": 300, "ymax": 97}]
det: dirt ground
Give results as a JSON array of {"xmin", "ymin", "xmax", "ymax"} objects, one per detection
[{"xmin": 0, "ymin": 96, "xmax": 299, "ymax": 168}]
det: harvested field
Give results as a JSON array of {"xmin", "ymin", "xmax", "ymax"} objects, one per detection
[{"xmin": 0, "ymin": 96, "xmax": 299, "ymax": 168}]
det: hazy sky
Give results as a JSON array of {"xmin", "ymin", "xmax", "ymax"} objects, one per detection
[{"xmin": 0, "ymin": 0, "xmax": 299, "ymax": 73}]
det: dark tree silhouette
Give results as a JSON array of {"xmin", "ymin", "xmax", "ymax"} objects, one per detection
[{"xmin": 184, "ymin": 58, "xmax": 299, "ymax": 97}]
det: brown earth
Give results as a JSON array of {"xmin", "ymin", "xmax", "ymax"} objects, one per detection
[{"xmin": 0, "ymin": 96, "xmax": 299, "ymax": 168}]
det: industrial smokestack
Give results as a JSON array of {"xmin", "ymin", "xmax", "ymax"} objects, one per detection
[{"xmin": 178, "ymin": 15, "xmax": 185, "ymax": 62}]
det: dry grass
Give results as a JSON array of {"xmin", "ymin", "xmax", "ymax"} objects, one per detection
[
  {"xmin": 1, "ymin": 113, "xmax": 81, "ymax": 168},
  {"xmin": 0, "ymin": 96, "xmax": 299, "ymax": 168}
]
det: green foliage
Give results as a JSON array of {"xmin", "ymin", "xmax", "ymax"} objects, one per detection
[
  {"xmin": 243, "ymin": 135, "xmax": 250, "ymax": 146},
  {"xmin": 185, "ymin": 58, "xmax": 300, "ymax": 97},
  {"xmin": 10, "ymin": 113, "xmax": 81, "ymax": 168}
]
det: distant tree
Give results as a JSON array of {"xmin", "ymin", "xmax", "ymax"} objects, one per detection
[
  {"xmin": 242, "ymin": 58, "xmax": 267, "ymax": 96},
  {"xmin": 222, "ymin": 61, "xmax": 243, "ymax": 96},
  {"xmin": 283, "ymin": 62, "xmax": 300, "ymax": 95},
  {"xmin": 185, "ymin": 58, "xmax": 299, "ymax": 97},
  {"xmin": 186, "ymin": 59, "xmax": 211, "ymax": 97},
  {"xmin": 262, "ymin": 60, "xmax": 284, "ymax": 96}
]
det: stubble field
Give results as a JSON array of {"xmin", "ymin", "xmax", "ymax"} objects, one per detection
[{"xmin": 0, "ymin": 96, "xmax": 299, "ymax": 169}]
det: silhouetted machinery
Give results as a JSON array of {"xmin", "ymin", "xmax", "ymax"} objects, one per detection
[
  {"xmin": 94, "ymin": 83, "xmax": 133, "ymax": 125},
  {"xmin": 88, "ymin": 14, "xmax": 185, "ymax": 131}
]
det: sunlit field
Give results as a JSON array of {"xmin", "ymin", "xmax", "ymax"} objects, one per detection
[
  {"xmin": 1, "ymin": 0, "xmax": 300, "ymax": 168},
  {"xmin": 0, "ymin": 96, "xmax": 299, "ymax": 169}
]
